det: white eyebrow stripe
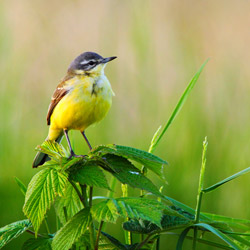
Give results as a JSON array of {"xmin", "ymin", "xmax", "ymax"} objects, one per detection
[{"xmin": 80, "ymin": 60, "xmax": 88, "ymax": 65}]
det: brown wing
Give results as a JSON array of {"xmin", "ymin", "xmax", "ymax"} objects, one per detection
[{"xmin": 46, "ymin": 74, "xmax": 73, "ymax": 125}]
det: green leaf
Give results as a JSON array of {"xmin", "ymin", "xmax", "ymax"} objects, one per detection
[
  {"xmin": 0, "ymin": 219, "xmax": 31, "ymax": 248},
  {"xmin": 164, "ymin": 196, "xmax": 210, "ymax": 221},
  {"xmin": 92, "ymin": 197, "xmax": 176, "ymax": 227},
  {"xmin": 69, "ymin": 161, "xmax": 110, "ymax": 190},
  {"xmin": 203, "ymin": 167, "xmax": 250, "ymax": 193},
  {"xmin": 228, "ymin": 234, "xmax": 250, "ymax": 248},
  {"xmin": 91, "ymin": 199, "xmax": 119, "ymax": 224},
  {"xmin": 36, "ymin": 141, "xmax": 70, "ymax": 161},
  {"xmin": 195, "ymin": 223, "xmax": 243, "ymax": 250},
  {"xmin": 102, "ymin": 154, "xmax": 163, "ymax": 197},
  {"xmin": 22, "ymin": 237, "xmax": 52, "ymax": 250},
  {"xmin": 123, "ymin": 215, "xmax": 191, "ymax": 234},
  {"xmin": 202, "ymin": 212, "xmax": 250, "ymax": 231},
  {"xmin": 54, "ymin": 182, "xmax": 83, "ymax": 224},
  {"xmin": 91, "ymin": 144, "xmax": 167, "ymax": 179},
  {"xmin": 100, "ymin": 232, "xmax": 127, "ymax": 250},
  {"xmin": 100, "ymin": 232, "xmax": 158, "ymax": 250},
  {"xmin": 176, "ymin": 227, "xmax": 192, "ymax": 250},
  {"xmin": 148, "ymin": 125, "xmax": 162, "ymax": 153},
  {"xmin": 52, "ymin": 208, "xmax": 91, "ymax": 250},
  {"xmin": 150, "ymin": 59, "xmax": 209, "ymax": 153},
  {"xmin": 169, "ymin": 232, "xmax": 234, "ymax": 250},
  {"xmin": 123, "ymin": 219, "xmax": 159, "ymax": 234},
  {"xmin": 23, "ymin": 167, "xmax": 68, "ymax": 234},
  {"xmin": 14, "ymin": 177, "xmax": 27, "ymax": 196}
]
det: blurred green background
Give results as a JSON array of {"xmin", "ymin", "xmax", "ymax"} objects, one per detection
[{"xmin": 1, "ymin": 0, "xmax": 250, "ymax": 249}]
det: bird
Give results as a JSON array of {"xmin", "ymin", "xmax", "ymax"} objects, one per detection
[{"xmin": 32, "ymin": 51, "xmax": 116, "ymax": 168}]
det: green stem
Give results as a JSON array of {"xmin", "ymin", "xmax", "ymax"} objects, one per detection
[
  {"xmin": 44, "ymin": 217, "xmax": 50, "ymax": 234},
  {"xmin": 122, "ymin": 184, "xmax": 131, "ymax": 245},
  {"xmin": 89, "ymin": 186, "xmax": 93, "ymax": 207},
  {"xmin": 156, "ymin": 236, "xmax": 160, "ymax": 250},
  {"xmin": 56, "ymin": 215, "xmax": 60, "ymax": 231},
  {"xmin": 26, "ymin": 229, "xmax": 43, "ymax": 237},
  {"xmin": 63, "ymin": 206, "xmax": 68, "ymax": 222},
  {"xmin": 193, "ymin": 137, "xmax": 208, "ymax": 249},
  {"xmin": 69, "ymin": 180, "xmax": 87, "ymax": 207},
  {"xmin": 95, "ymin": 221, "xmax": 104, "ymax": 250},
  {"xmin": 136, "ymin": 234, "xmax": 151, "ymax": 249},
  {"xmin": 102, "ymin": 177, "xmax": 117, "ymax": 232},
  {"xmin": 88, "ymin": 186, "xmax": 95, "ymax": 249},
  {"xmin": 81, "ymin": 184, "xmax": 88, "ymax": 207}
]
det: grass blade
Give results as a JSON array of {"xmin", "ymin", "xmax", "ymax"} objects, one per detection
[
  {"xmin": 165, "ymin": 232, "xmax": 234, "ymax": 250},
  {"xmin": 150, "ymin": 59, "xmax": 209, "ymax": 153},
  {"xmin": 176, "ymin": 227, "xmax": 192, "ymax": 250},
  {"xmin": 195, "ymin": 223, "xmax": 243, "ymax": 250},
  {"xmin": 202, "ymin": 212, "xmax": 250, "ymax": 231},
  {"xmin": 203, "ymin": 167, "xmax": 250, "ymax": 193}
]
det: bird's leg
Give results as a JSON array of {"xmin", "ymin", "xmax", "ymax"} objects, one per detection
[
  {"xmin": 81, "ymin": 131, "xmax": 92, "ymax": 150},
  {"xmin": 64, "ymin": 129, "xmax": 75, "ymax": 157},
  {"xmin": 64, "ymin": 129, "xmax": 85, "ymax": 158}
]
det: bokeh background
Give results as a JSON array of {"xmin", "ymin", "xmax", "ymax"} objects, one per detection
[{"xmin": 1, "ymin": 0, "xmax": 250, "ymax": 249}]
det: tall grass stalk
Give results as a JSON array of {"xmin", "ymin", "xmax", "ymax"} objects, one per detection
[{"xmin": 193, "ymin": 137, "xmax": 208, "ymax": 249}]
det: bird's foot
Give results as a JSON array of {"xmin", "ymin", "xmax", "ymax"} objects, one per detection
[{"xmin": 68, "ymin": 152, "xmax": 86, "ymax": 159}]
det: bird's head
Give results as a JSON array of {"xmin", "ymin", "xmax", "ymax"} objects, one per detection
[{"xmin": 68, "ymin": 52, "xmax": 116, "ymax": 76}]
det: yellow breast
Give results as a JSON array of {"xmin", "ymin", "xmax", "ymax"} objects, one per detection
[{"xmin": 49, "ymin": 74, "xmax": 114, "ymax": 133}]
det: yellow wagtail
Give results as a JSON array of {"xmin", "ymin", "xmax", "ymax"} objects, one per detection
[{"xmin": 32, "ymin": 52, "xmax": 116, "ymax": 168}]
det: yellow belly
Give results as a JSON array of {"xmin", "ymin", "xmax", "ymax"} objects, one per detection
[{"xmin": 48, "ymin": 76, "xmax": 113, "ymax": 140}]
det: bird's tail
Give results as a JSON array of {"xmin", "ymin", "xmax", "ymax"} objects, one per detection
[{"xmin": 32, "ymin": 135, "xmax": 63, "ymax": 168}]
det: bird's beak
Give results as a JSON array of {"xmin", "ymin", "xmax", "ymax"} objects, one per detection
[{"xmin": 101, "ymin": 56, "xmax": 117, "ymax": 64}]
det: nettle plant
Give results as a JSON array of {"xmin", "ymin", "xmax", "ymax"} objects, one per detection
[{"xmin": 1, "ymin": 61, "xmax": 250, "ymax": 250}]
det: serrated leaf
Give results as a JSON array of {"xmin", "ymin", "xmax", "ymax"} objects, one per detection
[
  {"xmin": 123, "ymin": 215, "xmax": 190, "ymax": 234},
  {"xmin": 92, "ymin": 197, "xmax": 175, "ymax": 227},
  {"xmin": 91, "ymin": 199, "xmax": 119, "ymax": 224},
  {"xmin": 36, "ymin": 141, "xmax": 70, "ymax": 161},
  {"xmin": 0, "ymin": 219, "xmax": 31, "ymax": 248},
  {"xmin": 14, "ymin": 177, "xmax": 27, "ymax": 196},
  {"xmin": 164, "ymin": 196, "xmax": 210, "ymax": 221},
  {"xmin": 102, "ymin": 154, "xmax": 163, "ymax": 197},
  {"xmin": 52, "ymin": 208, "xmax": 91, "ymax": 250},
  {"xmin": 91, "ymin": 144, "xmax": 167, "ymax": 179},
  {"xmin": 23, "ymin": 167, "xmax": 68, "ymax": 234},
  {"xmin": 69, "ymin": 162, "xmax": 110, "ymax": 190},
  {"xmin": 21, "ymin": 237, "xmax": 52, "ymax": 250},
  {"xmin": 100, "ymin": 232, "xmax": 127, "ymax": 250},
  {"xmin": 54, "ymin": 182, "xmax": 83, "ymax": 224},
  {"xmin": 123, "ymin": 219, "xmax": 160, "ymax": 234}
]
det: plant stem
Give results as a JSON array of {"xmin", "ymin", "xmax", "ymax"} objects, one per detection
[
  {"xmin": 87, "ymin": 185, "xmax": 95, "ymax": 249},
  {"xmin": 26, "ymin": 229, "xmax": 43, "ymax": 237},
  {"xmin": 193, "ymin": 137, "xmax": 208, "ymax": 250},
  {"xmin": 63, "ymin": 206, "xmax": 68, "ymax": 222},
  {"xmin": 89, "ymin": 187, "xmax": 93, "ymax": 207},
  {"xmin": 122, "ymin": 184, "xmax": 132, "ymax": 245},
  {"xmin": 44, "ymin": 217, "xmax": 50, "ymax": 234},
  {"xmin": 136, "ymin": 234, "xmax": 151, "ymax": 249},
  {"xmin": 102, "ymin": 177, "xmax": 117, "ymax": 232},
  {"xmin": 69, "ymin": 180, "xmax": 87, "ymax": 207},
  {"xmin": 156, "ymin": 236, "xmax": 160, "ymax": 250},
  {"xmin": 95, "ymin": 221, "xmax": 104, "ymax": 250}
]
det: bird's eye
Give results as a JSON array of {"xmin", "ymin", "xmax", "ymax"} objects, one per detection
[{"xmin": 89, "ymin": 61, "xmax": 95, "ymax": 66}]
